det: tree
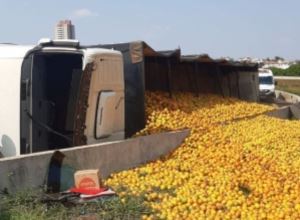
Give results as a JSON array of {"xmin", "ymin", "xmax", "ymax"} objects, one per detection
[
  {"xmin": 274, "ymin": 56, "xmax": 284, "ymax": 61},
  {"xmin": 270, "ymin": 64, "xmax": 300, "ymax": 76}
]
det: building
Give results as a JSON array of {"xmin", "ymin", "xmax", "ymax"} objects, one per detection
[
  {"xmin": 263, "ymin": 60, "xmax": 290, "ymax": 70},
  {"xmin": 239, "ymin": 57, "xmax": 263, "ymax": 64},
  {"xmin": 239, "ymin": 57, "xmax": 292, "ymax": 69},
  {"xmin": 54, "ymin": 20, "xmax": 75, "ymax": 40}
]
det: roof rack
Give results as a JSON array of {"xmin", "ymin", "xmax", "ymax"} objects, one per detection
[{"xmin": 38, "ymin": 38, "xmax": 79, "ymax": 47}]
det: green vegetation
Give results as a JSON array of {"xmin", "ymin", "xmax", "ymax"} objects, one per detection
[
  {"xmin": 0, "ymin": 189, "xmax": 151, "ymax": 220},
  {"xmin": 275, "ymin": 79, "xmax": 300, "ymax": 96},
  {"xmin": 271, "ymin": 64, "xmax": 300, "ymax": 76}
]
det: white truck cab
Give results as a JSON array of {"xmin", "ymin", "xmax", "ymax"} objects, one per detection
[
  {"xmin": 258, "ymin": 68, "xmax": 275, "ymax": 99},
  {"xmin": 0, "ymin": 39, "xmax": 124, "ymax": 157}
]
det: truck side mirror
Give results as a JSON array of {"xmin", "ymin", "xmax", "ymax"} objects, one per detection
[{"xmin": 275, "ymin": 81, "xmax": 278, "ymax": 86}]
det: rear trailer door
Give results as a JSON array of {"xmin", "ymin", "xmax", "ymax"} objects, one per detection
[
  {"xmin": 73, "ymin": 49, "xmax": 125, "ymax": 146},
  {"xmin": 21, "ymin": 51, "xmax": 83, "ymax": 153}
]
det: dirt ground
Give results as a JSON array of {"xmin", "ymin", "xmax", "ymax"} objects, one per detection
[{"xmin": 275, "ymin": 79, "xmax": 300, "ymax": 96}]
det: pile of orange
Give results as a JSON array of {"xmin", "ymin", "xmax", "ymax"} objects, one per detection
[{"xmin": 105, "ymin": 92, "xmax": 300, "ymax": 219}]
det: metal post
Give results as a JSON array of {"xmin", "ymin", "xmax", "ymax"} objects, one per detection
[
  {"xmin": 227, "ymin": 71, "xmax": 232, "ymax": 97},
  {"xmin": 194, "ymin": 62, "xmax": 200, "ymax": 96},
  {"xmin": 215, "ymin": 63, "xmax": 225, "ymax": 98},
  {"xmin": 155, "ymin": 56, "xmax": 159, "ymax": 91},
  {"xmin": 236, "ymin": 70, "xmax": 241, "ymax": 99},
  {"xmin": 167, "ymin": 59, "xmax": 172, "ymax": 97}
]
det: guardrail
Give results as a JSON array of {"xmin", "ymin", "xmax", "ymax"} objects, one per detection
[
  {"xmin": 275, "ymin": 90, "xmax": 300, "ymax": 104},
  {"xmin": 265, "ymin": 103, "xmax": 300, "ymax": 120},
  {"xmin": 274, "ymin": 76, "xmax": 300, "ymax": 80},
  {"xmin": 0, "ymin": 129, "xmax": 189, "ymax": 193}
]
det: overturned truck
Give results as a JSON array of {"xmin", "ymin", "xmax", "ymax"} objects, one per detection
[{"xmin": 0, "ymin": 40, "xmax": 259, "ymax": 158}]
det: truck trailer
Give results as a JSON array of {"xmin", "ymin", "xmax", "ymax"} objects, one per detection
[{"xmin": 0, "ymin": 39, "xmax": 260, "ymax": 158}]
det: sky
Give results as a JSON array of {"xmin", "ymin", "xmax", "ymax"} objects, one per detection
[{"xmin": 0, "ymin": 0, "xmax": 299, "ymax": 60}]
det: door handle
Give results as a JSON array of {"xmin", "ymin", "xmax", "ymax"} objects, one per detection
[{"xmin": 21, "ymin": 79, "xmax": 30, "ymax": 100}]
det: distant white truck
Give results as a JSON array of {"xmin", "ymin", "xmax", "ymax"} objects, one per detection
[
  {"xmin": 258, "ymin": 68, "xmax": 275, "ymax": 99},
  {"xmin": 0, "ymin": 39, "xmax": 125, "ymax": 157}
]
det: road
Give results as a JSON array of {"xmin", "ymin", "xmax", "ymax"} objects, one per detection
[{"xmin": 274, "ymin": 76, "xmax": 300, "ymax": 80}]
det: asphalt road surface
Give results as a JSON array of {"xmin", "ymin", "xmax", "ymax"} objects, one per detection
[{"xmin": 274, "ymin": 76, "xmax": 300, "ymax": 80}]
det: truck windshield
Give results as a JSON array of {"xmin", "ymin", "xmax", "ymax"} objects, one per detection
[{"xmin": 259, "ymin": 76, "xmax": 273, "ymax": 85}]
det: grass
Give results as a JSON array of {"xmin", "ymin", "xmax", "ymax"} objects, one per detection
[
  {"xmin": 0, "ymin": 188, "xmax": 151, "ymax": 220},
  {"xmin": 275, "ymin": 79, "xmax": 300, "ymax": 96}
]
